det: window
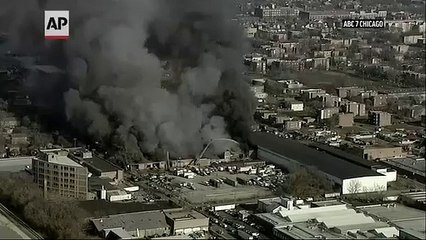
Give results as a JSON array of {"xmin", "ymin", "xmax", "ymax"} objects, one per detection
[
  {"xmin": 70, "ymin": 173, "xmax": 75, "ymax": 178},
  {"xmin": 70, "ymin": 179, "xmax": 75, "ymax": 184},
  {"xmin": 70, "ymin": 168, "xmax": 75, "ymax": 172}
]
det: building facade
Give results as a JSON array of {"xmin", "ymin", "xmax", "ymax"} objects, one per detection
[
  {"xmin": 369, "ymin": 111, "xmax": 392, "ymax": 127},
  {"xmin": 164, "ymin": 210, "xmax": 209, "ymax": 236},
  {"xmin": 32, "ymin": 149, "xmax": 89, "ymax": 199}
]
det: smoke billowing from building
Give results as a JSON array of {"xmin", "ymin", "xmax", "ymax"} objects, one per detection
[{"xmin": 1, "ymin": 0, "xmax": 256, "ymax": 157}]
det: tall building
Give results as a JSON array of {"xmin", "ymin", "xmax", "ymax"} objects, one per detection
[
  {"xmin": 369, "ymin": 111, "xmax": 392, "ymax": 127},
  {"xmin": 32, "ymin": 149, "xmax": 89, "ymax": 199}
]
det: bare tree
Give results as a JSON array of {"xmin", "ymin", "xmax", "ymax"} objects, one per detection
[{"xmin": 347, "ymin": 180, "xmax": 362, "ymax": 194}]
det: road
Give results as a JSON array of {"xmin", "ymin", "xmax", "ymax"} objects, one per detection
[
  {"xmin": 0, "ymin": 156, "xmax": 33, "ymax": 172},
  {"xmin": 0, "ymin": 203, "xmax": 43, "ymax": 239}
]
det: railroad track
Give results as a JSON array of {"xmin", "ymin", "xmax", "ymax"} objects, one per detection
[{"xmin": 0, "ymin": 203, "xmax": 44, "ymax": 239}]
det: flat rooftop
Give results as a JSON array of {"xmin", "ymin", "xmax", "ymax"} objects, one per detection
[
  {"xmin": 385, "ymin": 158, "xmax": 425, "ymax": 176},
  {"xmin": 250, "ymin": 132, "xmax": 382, "ymax": 179},
  {"xmin": 79, "ymin": 200, "xmax": 179, "ymax": 218},
  {"xmin": 91, "ymin": 210, "xmax": 169, "ymax": 232},
  {"xmin": 357, "ymin": 204, "xmax": 426, "ymax": 233},
  {"xmin": 45, "ymin": 155, "xmax": 82, "ymax": 168},
  {"xmin": 83, "ymin": 155, "xmax": 122, "ymax": 172},
  {"xmin": 164, "ymin": 210, "xmax": 207, "ymax": 221}
]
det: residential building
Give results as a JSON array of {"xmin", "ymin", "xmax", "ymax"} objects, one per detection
[
  {"xmin": 278, "ymin": 80, "xmax": 304, "ymax": 89},
  {"xmin": 336, "ymin": 87, "xmax": 363, "ymax": 98},
  {"xmin": 403, "ymin": 35, "xmax": 424, "ymax": 45},
  {"xmin": 338, "ymin": 113, "xmax": 354, "ymax": 127},
  {"xmin": 164, "ymin": 210, "xmax": 209, "ymax": 236},
  {"xmin": 319, "ymin": 108, "xmax": 339, "ymax": 120},
  {"xmin": 402, "ymin": 105, "xmax": 426, "ymax": 120},
  {"xmin": 371, "ymin": 94, "xmax": 388, "ymax": 107},
  {"xmin": 307, "ymin": 10, "xmax": 352, "ymax": 21},
  {"xmin": 350, "ymin": 10, "xmax": 387, "ymax": 19},
  {"xmin": 305, "ymin": 57, "xmax": 330, "ymax": 70},
  {"xmin": 274, "ymin": 115, "xmax": 293, "ymax": 125},
  {"xmin": 32, "ymin": 149, "xmax": 89, "ymax": 199},
  {"xmin": 285, "ymin": 101, "xmax": 304, "ymax": 112},
  {"xmin": 343, "ymin": 101, "xmax": 366, "ymax": 116},
  {"xmin": 301, "ymin": 89, "xmax": 326, "ymax": 99},
  {"xmin": 284, "ymin": 120, "xmax": 302, "ymax": 131},
  {"xmin": 369, "ymin": 111, "xmax": 392, "ymax": 127},
  {"xmin": 360, "ymin": 90, "xmax": 378, "ymax": 99},
  {"xmin": 321, "ymin": 94, "xmax": 341, "ymax": 107}
]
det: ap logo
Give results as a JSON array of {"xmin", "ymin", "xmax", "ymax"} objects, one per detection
[{"xmin": 44, "ymin": 10, "xmax": 69, "ymax": 40}]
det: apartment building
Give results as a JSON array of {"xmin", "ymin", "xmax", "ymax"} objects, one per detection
[
  {"xmin": 32, "ymin": 149, "xmax": 89, "ymax": 199},
  {"xmin": 369, "ymin": 111, "xmax": 392, "ymax": 127}
]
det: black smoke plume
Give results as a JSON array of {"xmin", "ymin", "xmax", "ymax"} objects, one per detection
[{"xmin": 0, "ymin": 0, "xmax": 256, "ymax": 158}]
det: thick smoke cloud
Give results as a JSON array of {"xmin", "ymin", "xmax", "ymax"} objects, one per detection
[{"xmin": 1, "ymin": 0, "xmax": 256, "ymax": 157}]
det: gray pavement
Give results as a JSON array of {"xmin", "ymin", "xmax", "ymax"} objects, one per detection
[{"xmin": 0, "ymin": 157, "xmax": 32, "ymax": 172}]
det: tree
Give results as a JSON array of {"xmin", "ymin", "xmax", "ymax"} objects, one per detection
[
  {"xmin": 279, "ymin": 168, "xmax": 334, "ymax": 198},
  {"xmin": 347, "ymin": 179, "xmax": 362, "ymax": 194},
  {"xmin": 0, "ymin": 173, "xmax": 87, "ymax": 239}
]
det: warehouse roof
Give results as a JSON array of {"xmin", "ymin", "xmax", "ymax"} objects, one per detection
[
  {"xmin": 250, "ymin": 132, "xmax": 382, "ymax": 179},
  {"xmin": 83, "ymin": 155, "xmax": 122, "ymax": 172},
  {"xmin": 91, "ymin": 210, "xmax": 169, "ymax": 232},
  {"xmin": 307, "ymin": 142, "xmax": 376, "ymax": 168}
]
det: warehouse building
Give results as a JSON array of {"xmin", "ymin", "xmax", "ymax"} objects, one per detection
[
  {"xmin": 251, "ymin": 133, "xmax": 390, "ymax": 194},
  {"xmin": 70, "ymin": 150, "xmax": 123, "ymax": 181},
  {"xmin": 254, "ymin": 201, "xmax": 399, "ymax": 239},
  {"xmin": 164, "ymin": 210, "xmax": 209, "ymax": 235},
  {"xmin": 91, "ymin": 210, "xmax": 171, "ymax": 239}
]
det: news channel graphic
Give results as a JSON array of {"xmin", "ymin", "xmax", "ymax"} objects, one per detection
[
  {"xmin": 342, "ymin": 19, "xmax": 385, "ymax": 29},
  {"xmin": 44, "ymin": 10, "xmax": 69, "ymax": 40}
]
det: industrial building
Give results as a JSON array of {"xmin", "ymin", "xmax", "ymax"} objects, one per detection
[
  {"xmin": 254, "ymin": 200, "xmax": 400, "ymax": 239},
  {"xmin": 355, "ymin": 145, "xmax": 404, "ymax": 160},
  {"xmin": 70, "ymin": 150, "xmax": 123, "ymax": 181},
  {"xmin": 91, "ymin": 209, "xmax": 208, "ymax": 239},
  {"xmin": 32, "ymin": 149, "xmax": 89, "ymax": 199},
  {"xmin": 164, "ymin": 210, "xmax": 209, "ymax": 235},
  {"xmin": 251, "ymin": 133, "xmax": 392, "ymax": 194},
  {"xmin": 91, "ymin": 210, "xmax": 171, "ymax": 239}
]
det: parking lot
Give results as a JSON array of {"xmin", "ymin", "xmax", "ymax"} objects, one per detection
[
  {"xmin": 207, "ymin": 209, "xmax": 270, "ymax": 240},
  {"xmin": 166, "ymin": 172, "xmax": 275, "ymax": 205}
]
